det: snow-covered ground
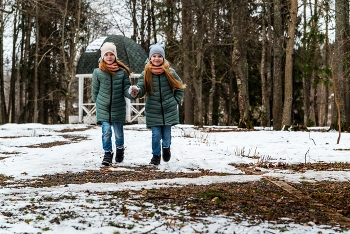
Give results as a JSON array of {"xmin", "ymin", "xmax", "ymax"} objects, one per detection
[{"xmin": 1, "ymin": 123, "xmax": 350, "ymax": 233}]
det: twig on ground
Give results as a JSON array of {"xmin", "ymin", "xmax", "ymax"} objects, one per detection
[
  {"xmin": 305, "ymin": 148, "xmax": 310, "ymax": 164},
  {"xmin": 309, "ymin": 132, "xmax": 316, "ymax": 145},
  {"xmin": 141, "ymin": 223, "xmax": 167, "ymax": 234}
]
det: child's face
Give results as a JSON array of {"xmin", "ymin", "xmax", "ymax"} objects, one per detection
[
  {"xmin": 103, "ymin": 52, "xmax": 116, "ymax": 65},
  {"xmin": 150, "ymin": 53, "xmax": 164, "ymax": 66}
]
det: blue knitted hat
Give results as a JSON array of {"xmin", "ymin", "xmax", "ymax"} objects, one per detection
[{"xmin": 149, "ymin": 43, "xmax": 165, "ymax": 59}]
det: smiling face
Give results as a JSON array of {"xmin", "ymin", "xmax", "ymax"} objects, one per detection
[
  {"xmin": 103, "ymin": 52, "xmax": 116, "ymax": 65},
  {"xmin": 150, "ymin": 53, "xmax": 164, "ymax": 66}
]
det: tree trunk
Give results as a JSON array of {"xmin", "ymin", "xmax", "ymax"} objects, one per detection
[
  {"xmin": 192, "ymin": 0, "xmax": 204, "ymax": 127},
  {"xmin": 260, "ymin": 4, "xmax": 268, "ymax": 127},
  {"xmin": 317, "ymin": 81, "xmax": 327, "ymax": 126},
  {"xmin": 231, "ymin": 0, "xmax": 251, "ymax": 129},
  {"xmin": 140, "ymin": 0, "xmax": 146, "ymax": 47},
  {"xmin": 130, "ymin": 0, "xmax": 137, "ymax": 42},
  {"xmin": 145, "ymin": 0, "xmax": 151, "ymax": 50},
  {"xmin": 302, "ymin": 0, "xmax": 310, "ymax": 126},
  {"xmin": 33, "ymin": 1, "xmax": 39, "ymax": 123},
  {"xmin": 344, "ymin": 0, "xmax": 350, "ymax": 125},
  {"xmin": 266, "ymin": 0, "xmax": 273, "ymax": 127},
  {"xmin": 66, "ymin": 0, "xmax": 82, "ymax": 124},
  {"xmin": 19, "ymin": 7, "xmax": 32, "ymax": 123},
  {"xmin": 308, "ymin": 0, "xmax": 318, "ymax": 127},
  {"xmin": 181, "ymin": 0, "xmax": 194, "ymax": 124},
  {"xmin": 324, "ymin": 0, "xmax": 332, "ymax": 127},
  {"xmin": 261, "ymin": 0, "xmax": 272, "ymax": 127},
  {"xmin": 309, "ymin": 69, "xmax": 316, "ymax": 125},
  {"xmin": 208, "ymin": 2, "xmax": 216, "ymax": 126},
  {"xmin": 330, "ymin": 0, "xmax": 347, "ymax": 142},
  {"xmin": 150, "ymin": 0, "xmax": 157, "ymax": 43},
  {"xmin": 282, "ymin": 0, "xmax": 297, "ymax": 127},
  {"xmin": 272, "ymin": 0, "xmax": 283, "ymax": 130},
  {"xmin": 0, "ymin": 0, "xmax": 7, "ymax": 124},
  {"xmin": 9, "ymin": 8, "xmax": 19, "ymax": 123},
  {"xmin": 208, "ymin": 51, "xmax": 216, "ymax": 126}
]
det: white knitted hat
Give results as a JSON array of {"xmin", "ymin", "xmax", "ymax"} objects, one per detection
[{"xmin": 100, "ymin": 42, "xmax": 117, "ymax": 59}]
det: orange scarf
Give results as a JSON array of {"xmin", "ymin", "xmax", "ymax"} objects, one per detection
[
  {"xmin": 99, "ymin": 61, "xmax": 120, "ymax": 72},
  {"xmin": 151, "ymin": 66, "xmax": 164, "ymax": 75}
]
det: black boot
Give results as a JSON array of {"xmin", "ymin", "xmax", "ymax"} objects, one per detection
[
  {"xmin": 102, "ymin": 151, "xmax": 113, "ymax": 166},
  {"xmin": 150, "ymin": 155, "xmax": 161, "ymax": 165},
  {"xmin": 115, "ymin": 146, "xmax": 125, "ymax": 163},
  {"xmin": 162, "ymin": 146, "xmax": 171, "ymax": 162}
]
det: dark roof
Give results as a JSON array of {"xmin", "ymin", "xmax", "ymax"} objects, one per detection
[{"xmin": 76, "ymin": 35, "xmax": 147, "ymax": 74}]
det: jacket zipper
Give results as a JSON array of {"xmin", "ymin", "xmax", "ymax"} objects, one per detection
[
  {"xmin": 158, "ymin": 75, "xmax": 165, "ymax": 125},
  {"xmin": 109, "ymin": 74, "xmax": 113, "ymax": 122}
]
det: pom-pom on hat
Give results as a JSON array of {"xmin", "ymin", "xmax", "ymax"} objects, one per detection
[
  {"xmin": 149, "ymin": 42, "xmax": 165, "ymax": 59},
  {"xmin": 100, "ymin": 42, "xmax": 118, "ymax": 59}
]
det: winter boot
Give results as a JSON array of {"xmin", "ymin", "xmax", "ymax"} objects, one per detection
[
  {"xmin": 150, "ymin": 155, "xmax": 161, "ymax": 165},
  {"xmin": 102, "ymin": 151, "xmax": 113, "ymax": 166},
  {"xmin": 162, "ymin": 146, "xmax": 171, "ymax": 162},
  {"xmin": 115, "ymin": 146, "xmax": 125, "ymax": 163}
]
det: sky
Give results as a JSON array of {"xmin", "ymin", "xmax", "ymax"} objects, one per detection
[{"xmin": 1, "ymin": 123, "xmax": 350, "ymax": 233}]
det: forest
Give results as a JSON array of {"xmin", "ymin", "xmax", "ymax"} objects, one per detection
[{"xmin": 0, "ymin": 0, "xmax": 349, "ymax": 131}]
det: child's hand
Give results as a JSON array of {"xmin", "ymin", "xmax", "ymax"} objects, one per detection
[{"xmin": 129, "ymin": 86, "xmax": 140, "ymax": 98}]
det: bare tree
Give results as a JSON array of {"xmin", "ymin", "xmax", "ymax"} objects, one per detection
[
  {"xmin": 130, "ymin": 0, "xmax": 138, "ymax": 41},
  {"xmin": 231, "ymin": 0, "xmax": 252, "ymax": 128},
  {"xmin": 18, "ymin": 1, "xmax": 33, "ymax": 123},
  {"xmin": 272, "ymin": 0, "xmax": 283, "ymax": 130},
  {"xmin": 0, "ymin": 0, "xmax": 13, "ymax": 124},
  {"xmin": 58, "ymin": 0, "xmax": 83, "ymax": 123},
  {"xmin": 330, "ymin": 0, "xmax": 348, "ymax": 142},
  {"xmin": 8, "ymin": 5, "xmax": 19, "ymax": 123},
  {"xmin": 33, "ymin": 0, "xmax": 39, "ymax": 122},
  {"xmin": 207, "ymin": 0, "xmax": 217, "ymax": 126},
  {"xmin": 193, "ymin": 0, "xmax": 205, "ymax": 127},
  {"xmin": 260, "ymin": 0, "xmax": 273, "ymax": 127},
  {"xmin": 181, "ymin": 0, "xmax": 194, "ymax": 124},
  {"xmin": 282, "ymin": 0, "xmax": 298, "ymax": 126}
]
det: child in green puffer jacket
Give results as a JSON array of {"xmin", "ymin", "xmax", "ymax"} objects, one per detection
[
  {"xmin": 130, "ymin": 43, "xmax": 186, "ymax": 165},
  {"xmin": 92, "ymin": 42, "xmax": 134, "ymax": 166}
]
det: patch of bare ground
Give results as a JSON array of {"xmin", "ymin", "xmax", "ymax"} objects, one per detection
[
  {"xmin": 196, "ymin": 125, "xmax": 328, "ymax": 133},
  {"xmin": 54, "ymin": 125, "xmax": 95, "ymax": 133},
  {"xmin": 1, "ymin": 163, "xmax": 350, "ymax": 230},
  {"xmin": 24, "ymin": 134, "xmax": 90, "ymax": 148},
  {"xmin": 0, "ymin": 134, "xmax": 90, "ymax": 150},
  {"xmin": 128, "ymin": 180, "xmax": 345, "ymax": 227},
  {"xmin": 232, "ymin": 162, "xmax": 350, "ymax": 172},
  {"xmin": 0, "ymin": 166, "xmax": 230, "ymax": 188}
]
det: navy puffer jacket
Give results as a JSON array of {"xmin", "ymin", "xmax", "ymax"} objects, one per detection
[
  {"xmin": 136, "ymin": 68, "xmax": 184, "ymax": 127},
  {"xmin": 92, "ymin": 68, "xmax": 133, "ymax": 123}
]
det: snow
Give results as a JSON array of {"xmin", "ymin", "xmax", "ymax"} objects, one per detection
[
  {"xmin": 85, "ymin": 36, "xmax": 108, "ymax": 53},
  {"xmin": 0, "ymin": 123, "xmax": 350, "ymax": 233}
]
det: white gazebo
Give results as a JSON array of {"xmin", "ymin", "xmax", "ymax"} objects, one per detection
[{"xmin": 75, "ymin": 73, "xmax": 145, "ymax": 124}]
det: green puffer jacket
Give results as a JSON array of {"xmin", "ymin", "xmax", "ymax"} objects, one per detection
[
  {"xmin": 92, "ymin": 68, "xmax": 133, "ymax": 123},
  {"xmin": 136, "ymin": 68, "xmax": 184, "ymax": 127}
]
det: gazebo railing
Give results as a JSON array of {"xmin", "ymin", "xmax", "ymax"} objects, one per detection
[{"xmin": 76, "ymin": 73, "xmax": 145, "ymax": 124}]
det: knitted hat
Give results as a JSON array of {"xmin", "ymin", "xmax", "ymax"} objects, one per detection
[
  {"xmin": 149, "ymin": 43, "xmax": 165, "ymax": 59},
  {"xmin": 100, "ymin": 42, "xmax": 118, "ymax": 59}
]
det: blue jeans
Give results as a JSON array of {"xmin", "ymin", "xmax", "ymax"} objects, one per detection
[
  {"xmin": 101, "ymin": 122, "xmax": 124, "ymax": 152},
  {"xmin": 151, "ymin": 125, "xmax": 171, "ymax": 156}
]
